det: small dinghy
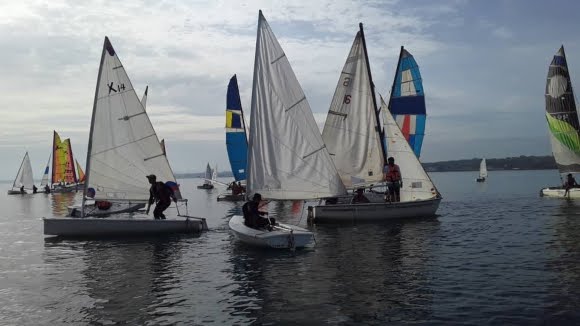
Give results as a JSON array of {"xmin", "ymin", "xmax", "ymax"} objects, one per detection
[
  {"xmin": 229, "ymin": 215, "xmax": 313, "ymax": 249},
  {"xmin": 7, "ymin": 152, "xmax": 34, "ymax": 195},
  {"xmin": 197, "ymin": 163, "xmax": 215, "ymax": 189},
  {"xmin": 476, "ymin": 158, "xmax": 487, "ymax": 182}
]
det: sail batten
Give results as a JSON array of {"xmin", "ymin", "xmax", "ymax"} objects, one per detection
[
  {"xmin": 321, "ymin": 30, "xmax": 385, "ymax": 188},
  {"xmin": 545, "ymin": 45, "xmax": 580, "ymax": 173},
  {"xmin": 226, "ymin": 75, "xmax": 248, "ymax": 182},
  {"xmin": 84, "ymin": 37, "xmax": 181, "ymax": 204},
  {"xmin": 247, "ymin": 11, "xmax": 346, "ymax": 200}
]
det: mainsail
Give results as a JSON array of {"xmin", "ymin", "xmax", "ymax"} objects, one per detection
[
  {"xmin": 381, "ymin": 96, "xmax": 438, "ymax": 201},
  {"xmin": 83, "ymin": 37, "xmax": 180, "ymax": 206},
  {"xmin": 545, "ymin": 45, "xmax": 580, "ymax": 173},
  {"xmin": 12, "ymin": 152, "xmax": 34, "ymax": 190},
  {"xmin": 247, "ymin": 11, "xmax": 346, "ymax": 200},
  {"xmin": 40, "ymin": 154, "xmax": 51, "ymax": 187},
  {"xmin": 226, "ymin": 75, "xmax": 248, "ymax": 182},
  {"xmin": 321, "ymin": 29, "xmax": 385, "ymax": 188},
  {"xmin": 51, "ymin": 132, "xmax": 76, "ymax": 184},
  {"xmin": 203, "ymin": 163, "xmax": 212, "ymax": 185},
  {"xmin": 479, "ymin": 159, "xmax": 487, "ymax": 178},
  {"xmin": 388, "ymin": 47, "xmax": 426, "ymax": 157},
  {"xmin": 76, "ymin": 159, "xmax": 85, "ymax": 183}
]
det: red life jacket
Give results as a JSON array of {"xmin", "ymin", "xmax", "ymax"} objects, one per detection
[{"xmin": 385, "ymin": 164, "xmax": 401, "ymax": 182}]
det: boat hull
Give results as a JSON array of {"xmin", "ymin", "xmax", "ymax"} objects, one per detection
[
  {"xmin": 228, "ymin": 215, "xmax": 314, "ymax": 249},
  {"xmin": 67, "ymin": 202, "xmax": 146, "ymax": 217},
  {"xmin": 217, "ymin": 193, "xmax": 245, "ymax": 202},
  {"xmin": 7, "ymin": 190, "xmax": 27, "ymax": 195},
  {"xmin": 540, "ymin": 187, "xmax": 580, "ymax": 198},
  {"xmin": 51, "ymin": 185, "xmax": 78, "ymax": 193},
  {"xmin": 197, "ymin": 184, "xmax": 214, "ymax": 189},
  {"xmin": 43, "ymin": 216, "xmax": 208, "ymax": 237},
  {"xmin": 310, "ymin": 197, "xmax": 441, "ymax": 222},
  {"xmin": 476, "ymin": 177, "xmax": 486, "ymax": 182}
]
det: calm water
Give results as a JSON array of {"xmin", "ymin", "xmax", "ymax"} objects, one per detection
[{"xmin": 1, "ymin": 170, "xmax": 580, "ymax": 325}]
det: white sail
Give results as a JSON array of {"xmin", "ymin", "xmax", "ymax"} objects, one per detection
[
  {"xmin": 247, "ymin": 11, "xmax": 346, "ymax": 200},
  {"xmin": 321, "ymin": 31, "xmax": 385, "ymax": 188},
  {"xmin": 39, "ymin": 154, "xmax": 51, "ymax": 187},
  {"xmin": 212, "ymin": 165, "xmax": 218, "ymax": 181},
  {"xmin": 204, "ymin": 163, "xmax": 212, "ymax": 185},
  {"xmin": 479, "ymin": 159, "xmax": 488, "ymax": 178},
  {"xmin": 140, "ymin": 85, "xmax": 148, "ymax": 109},
  {"xmin": 13, "ymin": 152, "xmax": 34, "ymax": 190},
  {"xmin": 381, "ymin": 96, "xmax": 437, "ymax": 201},
  {"xmin": 84, "ymin": 37, "xmax": 178, "ymax": 203}
]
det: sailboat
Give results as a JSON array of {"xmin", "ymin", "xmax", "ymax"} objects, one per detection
[
  {"xmin": 229, "ymin": 11, "xmax": 345, "ymax": 249},
  {"xmin": 44, "ymin": 37, "xmax": 206, "ymax": 236},
  {"xmin": 388, "ymin": 46, "xmax": 427, "ymax": 157},
  {"xmin": 8, "ymin": 152, "xmax": 34, "ymax": 195},
  {"xmin": 540, "ymin": 46, "xmax": 580, "ymax": 198},
  {"xmin": 197, "ymin": 163, "xmax": 215, "ymax": 189},
  {"xmin": 476, "ymin": 158, "xmax": 487, "ymax": 182},
  {"xmin": 308, "ymin": 25, "xmax": 441, "ymax": 222},
  {"xmin": 75, "ymin": 159, "xmax": 85, "ymax": 184},
  {"xmin": 218, "ymin": 75, "xmax": 248, "ymax": 202},
  {"xmin": 50, "ymin": 131, "xmax": 78, "ymax": 193},
  {"xmin": 39, "ymin": 154, "xmax": 51, "ymax": 193}
]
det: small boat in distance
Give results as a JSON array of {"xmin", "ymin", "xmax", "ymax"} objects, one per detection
[
  {"xmin": 476, "ymin": 158, "xmax": 487, "ymax": 182},
  {"xmin": 197, "ymin": 163, "xmax": 214, "ymax": 189},
  {"xmin": 8, "ymin": 152, "xmax": 34, "ymax": 195},
  {"xmin": 540, "ymin": 46, "xmax": 580, "ymax": 198}
]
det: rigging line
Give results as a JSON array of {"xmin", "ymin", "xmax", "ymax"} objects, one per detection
[
  {"xmin": 271, "ymin": 53, "xmax": 286, "ymax": 64},
  {"xmin": 284, "ymin": 96, "xmax": 306, "ymax": 112}
]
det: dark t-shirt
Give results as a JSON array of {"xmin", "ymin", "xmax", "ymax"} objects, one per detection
[{"xmin": 149, "ymin": 182, "xmax": 174, "ymax": 204}]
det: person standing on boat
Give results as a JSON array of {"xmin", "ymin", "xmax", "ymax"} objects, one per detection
[
  {"xmin": 32, "ymin": 185, "xmax": 38, "ymax": 194},
  {"xmin": 383, "ymin": 157, "xmax": 402, "ymax": 202},
  {"xmin": 146, "ymin": 174, "xmax": 177, "ymax": 220},
  {"xmin": 242, "ymin": 193, "xmax": 275, "ymax": 230}
]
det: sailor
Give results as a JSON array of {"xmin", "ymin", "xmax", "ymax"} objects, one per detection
[
  {"xmin": 19, "ymin": 185, "xmax": 25, "ymax": 194},
  {"xmin": 44, "ymin": 184, "xmax": 51, "ymax": 194},
  {"xmin": 32, "ymin": 185, "xmax": 38, "ymax": 194},
  {"xmin": 351, "ymin": 188, "xmax": 370, "ymax": 204},
  {"xmin": 242, "ymin": 193, "xmax": 275, "ymax": 230},
  {"xmin": 383, "ymin": 157, "xmax": 402, "ymax": 202},
  {"xmin": 564, "ymin": 173, "xmax": 578, "ymax": 196},
  {"xmin": 146, "ymin": 174, "xmax": 177, "ymax": 220}
]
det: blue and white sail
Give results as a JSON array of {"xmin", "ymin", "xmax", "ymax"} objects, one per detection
[
  {"xmin": 225, "ymin": 74, "xmax": 248, "ymax": 182},
  {"xmin": 388, "ymin": 47, "xmax": 426, "ymax": 157}
]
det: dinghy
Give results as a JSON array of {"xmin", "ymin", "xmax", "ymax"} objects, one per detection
[
  {"xmin": 309, "ymin": 26, "xmax": 441, "ymax": 222},
  {"xmin": 197, "ymin": 163, "xmax": 214, "ymax": 189},
  {"xmin": 39, "ymin": 154, "xmax": 51, "ymax": 193},
  {"xmin": 50, "ymin": 131, "xmax": 79, "ymax": 193},
  {"xmin": 229, "ymin": 11, "xmax": 346, "ymax": 249},
  {"xmin": 8, "ymin": 152, "xmax": 34, "ymax": 195},
  {"xmin": 44, "ymin": 36, "xmax": 206, "ymax": 236},
  {"xmin": 218, "ymin": 75, "xmax": 248, "ymax": 202},
  {"xmin": 476, "ymin": 158, "xmax": 487, "ymax": 182},
  {"xmin": 540, "ymin": 46, "xmax": 580, "ymax": 198}
]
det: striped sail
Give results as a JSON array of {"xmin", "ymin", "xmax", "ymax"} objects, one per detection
[
  {"xmin": 545, "ymin": 46, "xmax": 580, "ymax": 173},
  {"xmin": 51, "ymin": 131, "xmax": 76, "ymax": 184},
  {"xmin": 225, "ymin": 74, "xmax": 248, "ymax": 182},
  {"xmin": 65, "ymin": 139, "xmax": 78, "ymax": 183},
  {"xmin": 388, "ymin": 47, "xmax": 426, "ymax": 157},
  {"xmin": 76, "ymin": 159, "xmax": 85, "ymax": 183}
]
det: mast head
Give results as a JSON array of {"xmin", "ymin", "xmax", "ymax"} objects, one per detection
[
  {"xmin": 144, "ymin": 85, "xmax": 148, "ymax": 96},
  {"xmin": 104, "ymin": 36, "xmax": 115, "ymax": 56}
]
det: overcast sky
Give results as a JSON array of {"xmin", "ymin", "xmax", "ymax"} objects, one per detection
[{"xmin": 0, "ymin": 0, "xmax": 577, "ymax": 180}]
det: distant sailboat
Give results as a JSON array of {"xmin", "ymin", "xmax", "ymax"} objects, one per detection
[
  {"xmin": 388, "ymin": 47, "xmax": 427, "ymax": 157},
  {"xmin": 219, "ymin": 74, "xmax": 249, "ymax": 202},
  {"xmin": 197, "ymin": 163, "xmax": 214, "ymax": 189},
  {"xmin": 39, "ymin": 154, "xmax": 51, "ymax": 193},
  {"xmin": 476, "ymin": 158, "xmax": 487, "ymax": 182},
  {"xmin": 540, "ymin": 46, "xmax": 580, "ymax": 198},
  {"xmin": 229, "ymin": 11, "xmax": 344, "ymax": 248},
  {"xmin": 8, "ymin": 152, "xmax": 34, "ymax": 195},
  {"xmin": 51, "ymin": 131, "xmax": 78, "ymax": 192},
  {"xmin": 76, "ymin": 159, "xmax": 85, "ymax": 184},
  {"xmin": 44, "ymin": 37, "xmax": 206, "ymax": 236}
]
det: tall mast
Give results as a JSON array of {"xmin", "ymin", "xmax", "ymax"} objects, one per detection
[
  {"xmin": 81, "ymin": 37, "xmax": 108, "ymax": 218},
  {"xmin": 359, "ymin": 22, "xmax": 387, "ymax": 162}
]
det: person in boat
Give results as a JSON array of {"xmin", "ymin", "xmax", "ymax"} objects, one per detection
[
  {"xmin": 238, "ymin": 182, "xmax": 245, "ymax": 194},
  {"xmin": 44, "ymin": 184, "xmax": 51, "ymax": 194},
  {"xmin": 32, "ymin": 185, "xmax": 37, "ymax": 194},
  {"xmin": 19, "ymin": 185, "xmax": 25, "ymax": 194},
  {"xmin": 383, "ymin": 157, "xmax": 402, "ymax": 202},
  {"xmin": 564, "ymin": 173, "xmax": 579, "ymax": 196},
  {"xmin": 242, "ymin": 193, "xmax": 276, "ymax": 230},
  {"xmin": 146, "ymin": 174, "xmax": 177, "ymax": 220},
  {"xmin": 231, "ymin": 182, "xmax": 241, "ymax": 195},
  {"xmin": 351, "ymin": 188, "xmax": 370, "ymax": 204}
]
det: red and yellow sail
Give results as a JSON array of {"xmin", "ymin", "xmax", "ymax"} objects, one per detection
[
  {"xmin": 76, "ymin": 160, "xmax": 85, "ymax": 183},
  {"xmin": 51, "ymin": 131, "xmax": 78, "ymax": 184}
]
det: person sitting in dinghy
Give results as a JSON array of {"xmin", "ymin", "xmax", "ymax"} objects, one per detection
[
  {"xmin": 146, "ymin": 174, "xmax": 177, "ymax": 220},
  {"xmin": 564, "ymin": 173, "xmax": 579, "ymax": 196},
  {"xmin": 351, "ymin": 188, "xmax": 370, "ymax": 204},
  {"xmin": 243, "ymin": 193, "xmax": 276, "ymax": 230}
]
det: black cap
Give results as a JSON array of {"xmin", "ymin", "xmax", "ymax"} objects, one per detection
[
  {"xmin": 252, "ymin": 193, "xmax": 262, "ymax": 200},
  {"xmin": 146, "ymin": 174, "xmax": 157, "ymax": 180}
]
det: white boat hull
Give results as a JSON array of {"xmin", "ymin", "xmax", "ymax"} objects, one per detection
[
  {"xmin": 67, "ymin": 202, "xmax": 146, "ymax": 217},
  {"xmin": 43, "ymin": 216, "xmax": 208, "ymax": 237},
  {"xmin": 228, "ymin": 215, "xmax": 314, "ymax": 249},
  {"xmin": 540, "ymin": 187, "xmax": 580, "ymax": 198},
  {"xmin": 310, "ymin": 197, "xmax": 441, "ymax": 222}
]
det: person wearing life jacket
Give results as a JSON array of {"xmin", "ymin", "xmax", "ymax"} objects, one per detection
[
  {"xmin": 383, "ymin": 157, "xmax": 402, "ymax": 202},
  {"xmin": 242, "ymin": 193, "xmax": 275, "ymax": 230},
  {"xmin": 146, "ymin": 174, "xmax": 177, "ymax": 220}
]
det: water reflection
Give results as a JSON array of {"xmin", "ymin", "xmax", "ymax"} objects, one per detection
[{"xmin": 50, "ymin": 193, "xmax": 78, "ymax": 216}]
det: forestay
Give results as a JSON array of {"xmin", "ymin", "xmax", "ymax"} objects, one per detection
[
  {"xmin": 247, "ymin": 11, "xmax": 346, "ymax": 200},
  {"xmin": 545, "ymin": 46, "xmax": 580, "ymax": 173},
  {"xmin": 85, "ymin": 37, "xmax": 178, "ymax": 202},
  {"xmin": 13, "ymin": 152, "xmax": 34, "ymax": 189},
  {"xmin": 381, "ymin": 96, "xmax": 437, "ymax": 201},
  {"xmin": 322, "ymin": 31, "xmax": 384, "ymax": 188}
]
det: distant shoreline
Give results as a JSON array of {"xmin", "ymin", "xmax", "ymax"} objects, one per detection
[{"xmin": 422, "ymin": 155, "xmax": 556, "ymax": 172}]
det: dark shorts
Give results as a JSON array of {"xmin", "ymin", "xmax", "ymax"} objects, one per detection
[{"xmin": 387, "ymin": 182, "xmax": 400, "ymax": 196}]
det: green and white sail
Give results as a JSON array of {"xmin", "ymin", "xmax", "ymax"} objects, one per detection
[{"xmin": 545, "ymin": 46, "xmax": 580, "ymax": 173}]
